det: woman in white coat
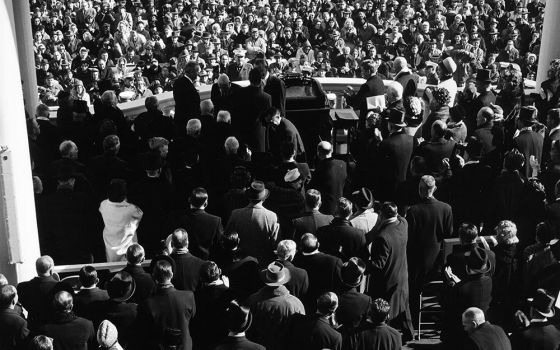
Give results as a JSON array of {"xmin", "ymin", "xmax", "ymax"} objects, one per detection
[{"xmin": 99, "ymin": 179, "xmax": 143, "ymax": 262}]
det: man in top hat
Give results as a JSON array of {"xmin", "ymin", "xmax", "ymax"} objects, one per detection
[
  {"xmin": 349, "ymin": 187, "xmax": 378, "ymax": 235},
  {"xmin": 336, "ymin": 257, "xmax": 372, "ymax": 331},
  {"xmin": 436, "ymin": 57, "xmax": 458, "ymax": 107},
  {"xmin": 406, "ymin": 175, "xmax": 453, "ymax": 319},
  {"xmin": 38, "ymin": 291, "xmax": 96, "ymax": 350},
  {"xmin": 510, "ymin": 289, "xmax": 560, "ymax": 350},
  {"xmin": 245, "ymin": 261, "xmax": 305, "ymax": 350},
  {"xmin": 468, "ymin": 69, "xmax": 497, "ymax": 127},
  {"xmin": 226, "ymin": 181, "xmax": 280, "ymax": 265},
  {"xmin": 213, "ymin": 300, "xmax": 265, "ymax": 350},
  {"xmin": 316, "ymin": 197, "xmax": 367, "ymax": 261},
  {"xmin": 461, "ymin": 307, "xmax": 511, "ymax": 350},
  {"xmin": 90, "ymin": 272, "xmax": 137, "ymax": 347},
  {"xmin": 514, "ymin": 106, "xmax": 544, "ymax": 178},
  {"xmin": 285, "ymin": 292, "xmax": 342, "ymax": 350},
  {"xmin": 378, "ymin": 109, "xmax": 415, "ymax": 200}
]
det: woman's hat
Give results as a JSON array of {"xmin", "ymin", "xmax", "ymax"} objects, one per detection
[
  {"xmin": 246, "ymin": 181, "xmax": 270, "ymax": 201},
  {"xmin": 528, "ymin": 289, "xmax": 556, "ymax": 318},
  {"xmin": 284, "ymin": 168, "xmax": 301, "ymax": 183},
  {"xmin": 259, "ymin": 261, "xmax": 291, "ymax": 286},
  {"xmin": 225, "ymin": 300, "xmax": 253, "ymax": 333},
  {"xmin": 465, "ymin": 246, "xmax": 491, "ymax": 275},
  {"xmin": 339, "ymin": 257, "xmax": 366, "ymax": 287},
  {"xmin": 352, "ymin": 187, "xmax": 374, "ymax": 209},
  {"xmin": 106, "ymin": 271, "xmax": 136, "ymax": 302}
]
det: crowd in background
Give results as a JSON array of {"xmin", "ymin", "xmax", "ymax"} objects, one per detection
[{"xmin": 10, "ymin": 0, "xmax": 560, "ymax": 349}]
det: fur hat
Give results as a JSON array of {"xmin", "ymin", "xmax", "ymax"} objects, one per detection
[{"xmin": 97, "ymin": 320, "xmax": 123, "ymax": 350}]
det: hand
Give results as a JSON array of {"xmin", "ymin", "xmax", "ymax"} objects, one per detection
[
  {"xmin": 444, "ymin": 266, "xmax": 461, "ymax": 285},
  {"xmin": 529, "ymin": 155, "xmax": 540, "ymax": 171},
  {"xmin": 514, "ymin": 310, "xmax": 530, "ymax": 328},
  {"xmin": 221, "ymin": 275, "xmax": 230, "ymax": 288}
]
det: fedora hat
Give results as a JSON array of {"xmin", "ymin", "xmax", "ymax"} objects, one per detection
[
  {"xmin": 465, "ymin": 246, "xmax": 491, "ymax": 275},
  {"xmin": 259, "ymin": 261, "xmax": 291, "ymax": 286},
  {"xmin": 339, "ymin": 257, "xmax": 366, "ymax": 288},
  {"xmin": 225, "ymin": 301, "xmax": 253, "ymax": 333},
  {"xmin": 246, "ymin": 181, "xmax": 270, "ymax": 201},
  {"xmin": 528, "ymin": 289, "xmax": 556, "ymax": 318},
  {"xmin": 352, "ymin": 187, "xmax": 374, "ymax": 210},
  {"xmin": 476, "ymin": 69, "xmax": 492, "ymax": 83},
  {"xmin": 106, "ymin": 271, "xmax": 136, "ymax": 302},
  {"xmin": 388, "ymin": 109, "xmax": 407, "ymax": 127}
]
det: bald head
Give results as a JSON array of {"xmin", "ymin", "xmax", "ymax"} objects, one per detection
[
  {"xmin": 462, "ymin": 307, "xmax": 485, "ymax": 334},
  {"xmin": 36, "ymin": 256, "xmax": 54, "ymax": 276},
  {"xmin": 301, "ymin": 233, "xmax": 319, "ymax": 253}
]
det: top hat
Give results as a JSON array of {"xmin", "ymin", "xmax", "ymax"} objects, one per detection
[
  {"xmin": 352, "ymin": 187, "xmax": 374, "ymax": 209},
  {"xmin": 106, "ymin": 271, "xmax": 136, "ymax": 302},
  {"xmin": 259, "ymin": 261, "xmax": 291, "ymax": 286},
  {"xmin": 476, "ymin": 69, "xmax": 492, "ymax": 83},
  {"xmin": 388, "ymin": 109, "xmax": 407, "ymax": 127},
  {"xmin": 465, "ymin": 246, "xmax": 491, "ymax": 275},
  {"xmin": 339, "ymin": 257, "xmax": 366, "ymax": 288},
  {"xmin": 439, "ymin": 57, "xmax": 457, "ymax": 74},
  {"xmin": 519, "ymin": 106, "xmax": 538, "ymax": 123},
  {"xmin": 528, "ymin": 289, "xmax": 556, "ymax": 318},
  {"xmin": 246, "ymin": 181, "xmax": 270, "ymax": 201}
]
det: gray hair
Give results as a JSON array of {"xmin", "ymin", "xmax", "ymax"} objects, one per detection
[
  {"xmin": 186, "ymin": 119, "xmax": 202, "ymax": 137},
  {"xmin": 224, "ymin": 136, "xmax": 239, "ymax": 155},
  {"xmin": 201, "ymin": 100, "xmax": 214, "ymax": 116},
  {"xmin": 216, "ymin": 110, "xmax": 231, "ymax": 123},
  {"xmin": 276, "ymin": 240, "xmax": 297, "ymax": 261},
  {"xmin": 100, "ymin": 90, "xmax": 118, "ymax": 107},
  {"xmin": 59, "ymin": 140, "xmax": 78, "ymax": 158}
]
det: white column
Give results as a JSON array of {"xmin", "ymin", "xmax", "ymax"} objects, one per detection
[
  {"xmin": 537, "ymin": 0, "xmax": 560, "ymax": 89},
  {"xmin": 0, "ymin": 0, "xmax": 41, "ymax": 284},
  {"xmin": 12, "ymin": 0, "xmax": 39, "ymax": 117}
]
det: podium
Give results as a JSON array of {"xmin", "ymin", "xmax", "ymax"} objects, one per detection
[{"xmin": 329, "ymin": 108, "xmax": 359, "ymax": 155}]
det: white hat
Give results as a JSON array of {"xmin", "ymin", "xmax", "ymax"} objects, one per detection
[
  {"xmin": 440, "ymin": 57, "xmax": 457, "ymax": 74},
  {"xmin": 284, "ymin": 168, "xmax": 301, "ymax": 183}
]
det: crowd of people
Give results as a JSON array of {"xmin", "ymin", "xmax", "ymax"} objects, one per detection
[{"xmin": 8, "ymin": 0, "xmax": 560, "ymax": 349}]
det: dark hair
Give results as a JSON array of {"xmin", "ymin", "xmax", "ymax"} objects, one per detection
[
  {"xmin": 153, "ymin": 260, "xmax": 173, "ymax": 283},
  {"xmin": 465, "ymin": 137, "xmax": 483, "ymax": 160},
  {"xmin": 336, "ymin": 197, "xmax": 353, "ymax": 218},
  {"xmin": 189, "ymin": 187, "xmax": 208, "ymax": 208},
  {"xmin": 370, "ymin": 298, "xmax": 390, "ymax": 324},
  {"xmin": 504, "ymin": 150, "xmax": 525, "ymax": 172},
  {"xmin": 379, "ymin": 202, "xmax": 398, "ymax": 219},
  {"xmin": 410, "ymin": 156, "xmax": 428, "ymax": 176},
  {"xmin": 200, "ymin": 261, "xmax": 221, "ymax": 283},
  {"xmin": 305, "ymin": 189, "xmax": 321, "ymax": 209},
  {"xmin": 221, "ymin": 231, "xmax": 240, "ymax": 250},
  {"xmin": 108, "ymin": 178, "xmax": 127, "ymax": 202},
  {"xmin": 281, "ymin": 141, "xmax": 296, "ymax": 160},
  {"xmin": 249, "ymin": 68, "xmax": 262, "ymax": 85},
  {"xmin": 458, "ymin": 222, "xmax": 479, "ymax": 244},
  {"xmin": 536, "ymin": 222, "xmax": 554, "ymax": 244},
  {"xmin": 78, "ymin": 265, "xmax": 98, "ymax": 287}
]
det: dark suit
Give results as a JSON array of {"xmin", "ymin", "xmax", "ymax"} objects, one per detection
[
  {"xmin": 281, "ymin": 260, "xmax": 309, "ymax": 299},
  {"xmin": 336, "ymin": 288, "xmax": 372, "ymax": 329},
  {"xmin": 286, "ymin": 314, "xmax": 342, "ymax": 350},
  {"xmin": 316, "ymin": 218, "xmax": 367, "ymax": 261},
  {"xmin": 213, "ymin": 336, "xmax": 265, "ymax": 350},
  {"xmin": 394, "ymin": 71, "xmax": 419, "ymax": 98},
  {"xmin": 121, "ymin": 265, "xmax": 155, "ymax": 304},
  {"xmin": 510, "ymin": 322, "xmax": 560, "ymax": 350},
  {"xmin": 418, "ymin": 137, "xmax": 457, "ymax": 174},
  {"xmin": 345, "ymin": 74, "xmax": 386, "ymax": 125},
  {"xmin": 291, "ymin": 209, "xmax": 333, "ymax": 238},
  {"xmin": 293, "ymin": 252, "xmax": 343, "ymax": 313},
  {"xmin": 210, "ymin": 83, "xmax": 237, "ymax": 116},
  {"xmin": 368, "ymin": 217, "xmax": 413, "ymax": 338},
  {"xmin": 264, "ymin": 74, "xmax": 286, "ymax": 117},
  {"xmin": 133, "ymin": 109, "xmax": 174, "ymax": 145},
  {"xmin": 352, "ymin": 322, "xmax": 402, "ymax": 350},
  {"xmin": 171, "ymin": 252, "xmax": 206, "ymax": 292},
  {"xmin": 38, "ymin": 313, "xmax": 96, "ymax": 350},
  {"xmin": 0, "ymin": 309, "xmax": 29, "ymax": 350},
  {"xmin": 173, "ymin": 76, "xmax": 201, "ymax": 134},
  {"xmin": 169, "ymin": 209, "xmax": 223, "ymax": 260},
  {"xmin": 73, "ymin": 287, "xmax": 109, "ymax": 319},
  {"xmin": 406, "ymin": 197, "xmax": 453, "ymax": 315},
  {"xmin": 378, "ymin": 130, "xmax": 415, "ymax": 200},
  {"xmin": 230, "ymin": 85, "xmax": 272, "ymax": 152},
  {"xmin": 17, "ymin": 276, "xmax": 61, "ymax": 329},
  {"xmin": 464, "ymin": 322, "xmax": 512, "ymax": 350},
  {"xmin": 445, "ymin": 244, "xmax": 496, "ymax": 281},
  {"xmin": 514, "ymin": 129, "xmax": 544, "ymax": 179},
  {"xmin": 310, "ymin": 158, "xmax": 347, "ymax": 215},
  {"xmin": 266, "ymin": 118, "xmax": 305, "ymax": 159},
  {"xmin": 135, "ymin": 286, "xmax": 196, "ymax": 350},
  {"xmin": 87, "ymin": 154, "xmax": 131, "ymax": 199}
]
